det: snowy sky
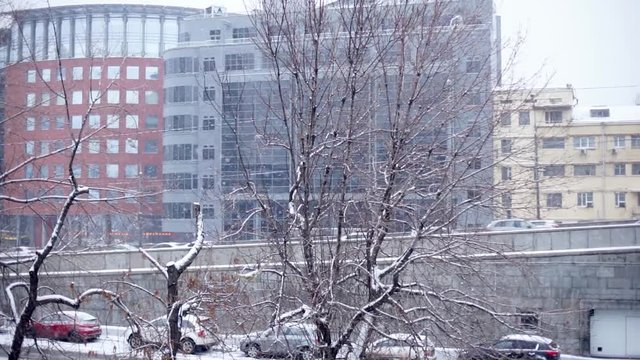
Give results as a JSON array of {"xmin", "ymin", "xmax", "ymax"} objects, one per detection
[{"xmin": 25, "ymin": 0, "xmax": 640, "ymax": 107}]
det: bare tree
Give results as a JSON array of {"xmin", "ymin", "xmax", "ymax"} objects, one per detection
[{"xmin": 214, "ymin": 1, "xmax": 536, "ymax": 359}]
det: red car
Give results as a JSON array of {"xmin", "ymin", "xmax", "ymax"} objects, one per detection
[{"xmin": 29, "ymin": 311, "xmax": 102, "ymax": 342}]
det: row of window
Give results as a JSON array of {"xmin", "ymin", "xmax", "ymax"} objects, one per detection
[
  {"xmin": 500, "ymin": 135, "xmax": 640, "ymax": 153},
  {"xmin": 24, "ymin": 138, "xmax": 157, "ymax": 156},
  {"xmin": 503, "ymin": 192, "xmax": 638, "ymax": 209},
  {"xmin": 164, "ymin": 53, "xmax": 257, "ymax": 74},
  {"xmin": 499, "ymin": 110, "xmax": 564, "ymax": 126},
  {"xmin": 26, "ymin": 65, "xmax": 159, "ymax": 83},
  {"xmin": 500, "ymin": 163, "xmax": 640, "ymax": 180},
  {"xmin": 163, "ymin": 173, "xmax": 215, "ymax": 190},
  {"xmin": 25, "ymin": 163, "xmax": 157, "ymax": 179},
  {"xmin": 26, "ymin": 89, "xmax": 160, "ymax": 107},
  {"xmin": 165, "ymin": 115, "xmax": 215, "ymax": 131},
  {"xmin": 164, "ymin": 203, "xmax": 215, "ymax": 219},
  {"xmin": 26, "ymin": 114, "xmax": 159, "ymax": 131}
]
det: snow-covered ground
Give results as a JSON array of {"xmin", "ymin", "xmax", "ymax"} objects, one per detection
[{"xmin": 0, "ymin": 326, "xmax": 634, "ymax": 360}]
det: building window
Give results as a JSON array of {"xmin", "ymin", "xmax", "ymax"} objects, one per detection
[
  {"xmin": 574, "ymin": 164, "xmax": 596, "ymax": 176},
  {"xmin": 107, "ymin": 66, "xmax": 120, "ymax": 79},
  {"xmin": 88, "ymin": 164, "xmax": 100, "ymax": 178},
  {"xmin": 106, "ymin": 139, "xmax": 119, "ymax": 153},
  {"xmin": 468, "ymin": 158, "xmax": 481, "ymax": 170},
  {"xmin": 225, "ymin": 53, "xmax": 255, "ymax": 71},
  {"xmin": 202, "ymin": 205, "xmax": 215, "ymax": 219},
  {"xmin": 26, "ymin": 117, "xmax": 35, "ymax": 131},
  {"xmin": 125, "ymin": 165, "xmax": 138, "ymax": 178},
  {"xmin": 544, "ymin": 111, "xmax": 563, "ymax": 124},
  {"xmin": 203, "ymin": 116, "xmax": 215, "ymax": 130},
  {"xmin": 26, "ymin": 93, "xmax": 36, "ymax": 107},
  {"xmin": 632, "ymin": 163, "xmax": 640, "ymax": 175},
  {"xmin": 467, "ymin": 190, "xmax": 481, "ymax": 201},
  {"xmin": 72, "ymin": 164, "xmax": 82, "ymax": 178},
  {"xmin": 71, "ymin": 91, "xmax": 83, "ymax": 105},
  {"xmin": 126, "ymin": 115, "xmax": 139, "ymax": 129},
  {"xmin": 54, "ymin": 165, "xmax": 64, "ymax": 178},
  {"xmin": 40, "ymin": 165, "xmax": 49, "ymax": 178},
  {"xmin": 165, "ymin": 86, "xmax": 199, "ymax": 103},
  {"xmin": 41, "ymin": 68, "xmax": 51, "ymax": 81},
  {"xmin": 203, "ymin": 145, "xmax": 215, "ymax": 160},
  {"xmin": 144, "ymin": 140, "xmax": 158, "ymax": 154},
  {"xmin": 166, "ymin": 115, "xmax": 198, "ymax": 131},
  {"xmin": 126, "ymin": 66, "xmax": 139, "ymax": 79},
  {"xmin": 574, "ymin": 136, "xmax": 596, "ymax": 149},
  {"xmin": 41, "ymin": 92, "xmax": 50, "ymax": 106},
  {"xmin": 125, "ymin": 139, "xmax": 138, "ymax": 154},
  {"xmin": 499, "ymin": 112, "xmax": 511, "ymax": 126},
  {"xmin": 164, "ymin": 173, "xmax": 198, "ymax": 190},
  {"xmin": 232, "ymin": 27, "xmax": 255, "ymax": 40},
  {"xmin": 202, "ymin": 175, "xmax": 215, "ymax": 189},
  {"xmin": 27, "ymin": 69, "xmax": 36, "ymax": 83},
  {"xmin": 615, "ymin": 192, "xmax": 626, "ymax": 208},
  {"xmin": 25, "ymin": 141, "xmax": 35, "ymax": 155},
  {"xmin": 107, "ymin": 90, "xmax": 120, "ymax": 104},
  {"xmin": 88, "ymin": 140, "xmax": 100, "ymax": 154},
  {"xmin": 631, "ymin": 135, "xmax": 640, "ymax": 148},
  {"xmin": 165, "ymin": 57, "xmax": 199, "ymax": 74},
  {"xmin": 203, "ymin": 57, "xmax": 216, "ymax": 71},
  {"xmin": 56, "ymin": 117, "xmax": 65, "ymax": 129},
  {"xmin": 577, "ymin": 192, "xmax": 594, "ymax": 207},
  {"xmin": 546, "ymin": 193, "xmax": 562, "ymax": 208},
  {"xmin": 518, "ymin": 111, "xmax": 530, "ymax": 125},
  {"xmin": 163, "ymin": 144, "xmax": 197, "ymax": 161},
  {"xmin": 72, "ymin": 66, "xmax": 83, "ymax": 80},
  {"xmin": 145, "ymin": 66, "xmax": 159, "ymax": 80},
  {"xmin": 88, "ymin": 90, "xmax": 100, "ymax": 104},
  {"xmin": 90, "ymin": 66, "xmax": 101, "ymax": 79},
  {"xmin": 144, "ymin": 165, "xmax": 158, "ymax": 178},
  {"xmin": 145, "ymin": 91, "xmax": 159, "ymax": 104},
  {"xmin": 71, "ymin": 115, "xmax": 82, "ymax": 129},
  {"xmin": 126, "ymin": 90, "xmax": 139, "ymax": 104},
  {"xmin": 542, "ymin": 165, "xmax": 564, "ymax": 177},
  {"xmin": 56, "ymin": 94, "xmax": 66, "ymax": 105},
  {"xmin": 89, "ymin": 115, "xmax": 100, "ymax": 129},
  {"xmin": 613, "ymin": 135, "xmax": 625, "ymax": 148},
  {"xmin": 56, "ymin": 67, "xmax": 66, "ymax": 81},
  {"xmin": 542, "ymin": 137, "xmax": 565, "ymax": 149},
  {"xmin": 107, "ymin": 115, "xmax": 119, "ymax": 128},
  {"xmin": 203, "ymin": 87, "xmax": 215, "ymax": 101},
  {"xmin": 501, "ymin": 193, "xmax": 512, "ymax": 208},
  {"xmin": 590, "ymin": 108, "xmax": 610, "ymax": 117},
  {"xmin": 40, "ymin": 141, "xmax": 50, "ymax": 155},
  {"xmin": 53, "ymin": 140, "xmax": 64, "ymax": 151},
  {"xmin": 501, "ymin": 139, "xmax": 512, "ymax": 154},
  {"xmin": 614, "ymin": 163, "xmax": 626, "ymax": 176},
  {"xmin": 501, "ymin": 166, "xmax": 512, "ymax": 180},
  {"xmin": 209, "ymin": 29, "xmax": 221, "ymax": 41},
  {"xmin": 40, "ymin": 117, "xmax": 50, "ymax": 130},
  {"xmin": 145, "ymin": 116, "xmax": 158, "ymax": 129},
  {"xmin": 106, "ymin": 164, "xmax": 119, "ymax": 178},
  {"xmin": 164, "ymin": 203, "xmax": 193, "ymax": 219}
]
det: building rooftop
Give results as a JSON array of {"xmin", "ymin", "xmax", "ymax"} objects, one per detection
[{"xmin": 573, "ymin": 105, "xmax": 640, "ymax": 123}]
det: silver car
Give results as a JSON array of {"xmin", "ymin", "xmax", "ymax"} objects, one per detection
[
  {"xmin": 124, "ymin": 314, "xmax": 218, "ymax": 354},
  {"xmin": 368, "ymin": 333, "xmax": 437, "ymax": 360},
  {"xmin": 486, "ymin": 219, "xmax": 533, "ymax": 231},
  {"xmin": 239, "ymin": 323, "xmax": 318, "ymax": 360}
]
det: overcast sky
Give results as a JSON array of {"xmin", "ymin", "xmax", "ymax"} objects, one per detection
[{"xmin": 35, "ymin": 0, "xmax": 640, "ymax": 107}]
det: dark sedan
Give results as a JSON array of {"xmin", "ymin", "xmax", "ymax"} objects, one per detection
[
  {"xmin": 458, "ymin": 334, "xmax": 560, "ymax": 360},
  {"xmin": 29, "ymin": 311, "xmax": 102, "ymax": 342}
]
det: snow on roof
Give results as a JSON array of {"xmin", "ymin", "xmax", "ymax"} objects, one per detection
[
  {"xmin": 501, "ymin": 333, "xmax": 554, "ymax": 344},
  {"xmin": 573, "ymin": 105, "xmax": 640, "ymax": 123}
]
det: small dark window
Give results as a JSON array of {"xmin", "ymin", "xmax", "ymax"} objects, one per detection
[
  {"xmin": 590, "ymin": 108, "xmax": 610, "ymax": 117},
  {"xmin": 518, "ymin": 111, "xmax": 530, "ymax": 125}
]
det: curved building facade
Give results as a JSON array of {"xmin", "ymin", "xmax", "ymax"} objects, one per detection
[{"xmin": 0, "ymin": 4, "xmax": 199, "ymax": 247}]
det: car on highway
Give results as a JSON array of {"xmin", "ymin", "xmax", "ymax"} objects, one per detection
[
  {"xmin": 124, "ymin": 314, "xmax": 218, "ymax": 354},
  {"xmin": 28, "ymin": 311, "xmax": 102, "ymax": 342},
  {"xmin": 485, "ymin": 219, "xmax": 534, "ymax": 231},
  {"xmin": 0, "ymin": 246, "xmax": 36, "ymax": 258},
  {"xmin": 529, "ymin": 220, "xmax": 560, "ymax": 229},
  {"xmin": 239, "ymin": 323, "xmax": 318, "ymax": 360},
  {"xmin": 457, "ymin": 334, "xmax": 560, "ymax": 360},
  {"xmin": 367, "ymin": 333, "xmax": 436, "ymax": 360},
  {"xmin": 144, "ymin": 242, "xmax": 188, "ymax": 249}
]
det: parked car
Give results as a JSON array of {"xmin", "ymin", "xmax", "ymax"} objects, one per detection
[
  {"xmin": 528, "ymin": 220, "xmax": 560, "ymax": 229},
  {"xmin": 145, "ymin": 242, "xmax": 188, "ymax": 249},
  {"xmin": 367, "ymin": 333, "xmax": 436, "ymax": 360},
  {"xmin": 239, "ymin": 323, "xmax": 318, "ymax": 360},
  {"xmin": 485, "ymin": 219, "xmax": 534, "ymax": 231},
  {"xmin": 124, "ymin": 314, "xmax": 218, "ymax": 354},
  {"xmin": 27, "ymin": 311, "xmax": 101, "ymax": 342},
  {"xmin": 458, "ymin": 334, "xmax": 560, "ymax": 360}
]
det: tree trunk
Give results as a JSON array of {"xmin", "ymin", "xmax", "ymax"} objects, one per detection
[{"xmin": 167, "ymin": 265, "xmax": 181, "ymax": 358}]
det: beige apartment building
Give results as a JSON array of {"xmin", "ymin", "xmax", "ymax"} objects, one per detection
[{"xmin": 493, "ymin": 87, "xmax": 640, "ymax": 222}]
